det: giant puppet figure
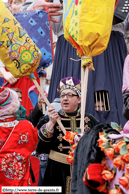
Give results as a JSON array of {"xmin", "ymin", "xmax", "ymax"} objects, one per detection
[{"xmin": 46, "ymin": 0, "xmax": 127, "ymax": 128}]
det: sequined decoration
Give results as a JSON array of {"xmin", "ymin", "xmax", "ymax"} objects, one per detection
[
  {"xmin": 41, "ymin": 124, "xmax": 54, "ymax": 138},
  {"xmin": 1, "ymin": 152, "xmax": 26, "ymax": 179},
  {"xmin": 18, "ymin": 132, "xmax": 29, "ymax": 144}
]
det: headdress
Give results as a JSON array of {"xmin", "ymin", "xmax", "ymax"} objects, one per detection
[
  {"xmin": 0, "ymin": 86, "xmax": 20, "ymax": 117},
  {"xmin": 57, "ymin": 77, "xmax": 81, "ymax": 97}
]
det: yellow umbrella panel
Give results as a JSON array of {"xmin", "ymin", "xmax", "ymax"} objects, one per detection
[
  {"xmin": 0, "ymin": 0, "xmax": 41, "ymax": 78},
  {"xmin": 63, "ymin": 0, "xmax": 116, "ymax": 132},
  {"xmin": 64, "ymin": 0, "xmax": 116, "ymax": 61}
]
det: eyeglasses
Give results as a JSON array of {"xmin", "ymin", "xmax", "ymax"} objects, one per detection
[{"xmin": 60, "ymin": 93, "xmax": 78, "ymax": 98}]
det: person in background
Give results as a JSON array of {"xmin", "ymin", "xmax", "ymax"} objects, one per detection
[
  {"xmin": 44, "ymin": 75, "xmax": 51, "ymax": 93},
  {"xmin": 45, "ymin": 97, "xmax": 61, "ymax": 114},
  {"xmin": 0, "ymin": 86, "xmax": 38, "ymax": 190},
  {"xmin": 95, "ymin": 100, "xmax": 105, "ymax": 111},
  {"xmin": 11, "ymin": 87, "xmax": 44, "ymax": 127},
  {"xmin": 22, "ymin": 0, "xmax": 63, "ymax": 23},
  {"xmin": 28, "ymin": 85, "xmax": 49, "ymax": 185},
  {"xmin": 12, "ymin": 88, "xmax": 27, "ymax": 120},
  {"xmin": 28, "ymin": 85, "xmax": 48, "ymax": 109},
  {"xmin": 8, "ymin": 0, "xmax": 26, "ymax": 14}
]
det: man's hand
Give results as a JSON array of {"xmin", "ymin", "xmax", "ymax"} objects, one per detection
[
  {"xmin": 4, "ymin": 72, "xmax": 18, "ymax": 85},
  {"xmin": 48, "ymin": 107, "xmax": 59, "ymax": 123},
  {"xmin": 33, "ymin": 0, "xmax": 63, "ymax": 23},
  {"xmin": 0, "ymin": 67, "xmax": 18, "ymax": 85},
  {"xmin": 46, "ymin": 107, "xmax": 59, "ymax": 131}
]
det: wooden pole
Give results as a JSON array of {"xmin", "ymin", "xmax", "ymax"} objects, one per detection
[
  {"xmin": 80, "ymin": 56, "xmax": 91, "ymax": 133},
  {"xmin": 33, "ymin": 79, "xmax": 66, "ymax": 135},
  {"xmin": 40, "ymin": 76, "xmax": 46, "ymax": 114},
  {"xmin": 80, "ymin": 65, "xmax": 89, "ymax": 133},
  {"xmin": 80, "ymin": 63, "xmax": 84, "ymax": 131}
]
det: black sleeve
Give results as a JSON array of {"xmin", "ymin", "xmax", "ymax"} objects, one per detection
[
  {"xmin": 26, "ymin": 103, "xmax": 44, "ymax": 127},
  {"xmin": 36, "ymin": 115, "xmax": 51, "ymax": 154},
  {"xmin": 37, "ymin": 115, "xmax": 49, "ymax": 130}
]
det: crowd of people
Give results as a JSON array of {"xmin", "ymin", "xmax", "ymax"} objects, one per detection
[{"xmin": 1, "ymin": 0, "xmax": 129, "ymax": 194}]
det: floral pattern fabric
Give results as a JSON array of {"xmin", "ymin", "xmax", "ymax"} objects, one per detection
[{"xmin": 0, "ymin": 119, "xmax": 38, "ymax": 192}]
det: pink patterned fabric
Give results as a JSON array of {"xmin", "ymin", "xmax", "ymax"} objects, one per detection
[
  {"xmin": 28, "ymin": 85, "xmax": 48, "ymax": 96},
  {"xmin": 122, "ymin": 55, "xmax": 129, "ymax": 93},
  {"xmin": 123, "ymin": 121, "xmax": 129, "ymax": 134},
  {"xmin": 0, "ymin": 87, "xmax": 20, "ymax": 117}
]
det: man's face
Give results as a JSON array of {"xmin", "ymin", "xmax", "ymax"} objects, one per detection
[
  {"xmin": 17, "ymin": 92, "xmax": 22, "ymax": 104},
  {"xmin": 60, "ymin": 89, "xmax": 81, "ymax": 113},
  {"xmin": 9, "ymin": 0, "xmax": 25, "ymax": 14}
]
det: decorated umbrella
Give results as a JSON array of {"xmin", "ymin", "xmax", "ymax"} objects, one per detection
[
  {"xmin": 63, "ymin": 0, "xmax": 116, "ymax": 132},
  {"xmin": 14, "ymin": 7, "xmax": 55, "ymax": 114},
  {"xmin": 0, "ymin": 0, "xmax": 66, "ymax": 134}
]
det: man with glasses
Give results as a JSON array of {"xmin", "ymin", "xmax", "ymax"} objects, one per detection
[{"xmin": 36, "ymin": 77, "xmax": 99, "ymax": 194}]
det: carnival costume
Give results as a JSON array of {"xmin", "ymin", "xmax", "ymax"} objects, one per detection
[
  {"xmin": 36, "ymin": 77, "xmax": 99, "ymax": 194},
  {"xmin": 0, "ymin": 87, "xmax": 38, "ymax": 193}
]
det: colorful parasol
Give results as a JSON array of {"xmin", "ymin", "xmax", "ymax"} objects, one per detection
[
  {"xmin": 63, "ymin": 0, "xmax": 116, "ymax": 132},
  {"xmin": 0, "ymin": 0, "xmax": 66, "ymax": 134},
  {"xmin": 14, "ymin": 7, "xmax": 54, "ymax": 77},
  {"xmin": 0, "ymin": 2, "xmax": 42, "ymax": 78},
  {"xmin": 14, "ymin": 7, "xmax": 54, "ymax": 114}
]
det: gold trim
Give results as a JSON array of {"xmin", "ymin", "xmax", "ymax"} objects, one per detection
[
  {"xmin": 70, "ymin": 117, "xmax": 76, "ymax": 132},
  {"xmin": 56, "ymin": 125, "xmax": 72, "ymax": 131},
  {"xmin": 40, "ymin": 126, "xmax": 54, "ymax": 139},
  {"xmin": 65, "ymin": 176, "xmax": 71, "ymax": 194},
  {"xmin": 60, "ymin": 81, "xmax": 65, "ymax": 90},
  {"xmin": 75, "ymin": 83, "xmax": 81, "ymax": 92},
  {"xmin": 49, "ymin": 150, "xmax": 70, "ymax": 165},
  {"xmin": 76, "ymin": 118, "xmax": 81, "ymax": 121},
  {"xmin": 57, "ymin": 133, "xmax": 63, "ymax": 142},
  {"xmin": 66, "ymin": 78, "xmax": 74, "ymax": 86},
  {"xmin": 84, "ymin": 117, "xmax": 90, "ymax": 123},
  {"xmin": 38, "ymin": 134, "xmax": 51, "ymax": 142},
  {"xmin": 58, "ymin": 143, "xmax": 63, "ymax": 151},
  {"xmin": 84, "ymin": 124, "xmax": 90, "ymax": 130},
  {"xmin": 61, "ymin": 118, "xmax": 71, "ymax": 121}
]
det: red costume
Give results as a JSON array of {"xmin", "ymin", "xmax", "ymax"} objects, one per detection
[{"xmin": 0, "ymin": 118, "xmax": 38, "ymax": 193}]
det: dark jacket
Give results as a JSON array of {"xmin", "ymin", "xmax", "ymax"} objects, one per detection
[
  {"xmin": 71, "ymin": 123, "xmax": 120, "ymax": 194},
  {"xmin": 26, "ymin": 103, "xmax": 43, "ymax": 127},
  {"xmin": 36, "ymin": 108, "xmax": 99, "ymax": 194}
]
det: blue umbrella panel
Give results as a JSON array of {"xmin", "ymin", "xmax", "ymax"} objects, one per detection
[{"xmin": 14, "ymin": 8, "xmax": 54, "ymax": 77}]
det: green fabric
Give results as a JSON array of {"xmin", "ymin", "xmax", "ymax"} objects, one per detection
[{"xmin": 16, "ymin": 105, "xmax": 27, "ymax": 120}]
